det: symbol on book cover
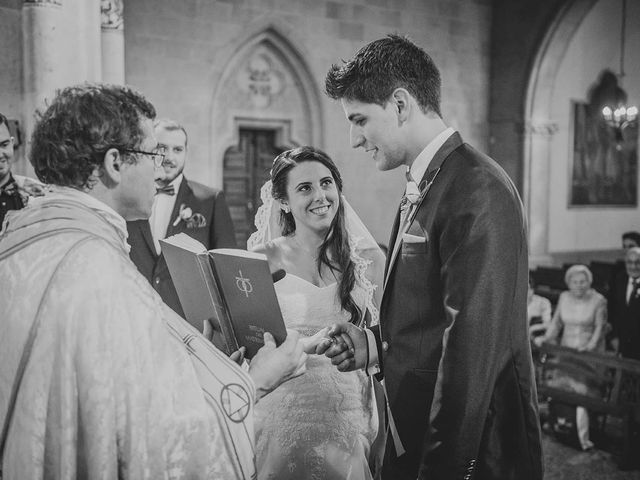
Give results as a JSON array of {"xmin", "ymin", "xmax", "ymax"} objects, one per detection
[
  {"xmin": 220, "ymin": 383, "xmax": 251, "ymax": 423},
  {"xmin": 236, "ymin": 270, "xmax": 253, "ymax": 297}
]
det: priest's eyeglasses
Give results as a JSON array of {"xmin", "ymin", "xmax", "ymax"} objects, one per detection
[{"xmin": 121, "ymin": 149, "xmax": 165, "ymax": 168}]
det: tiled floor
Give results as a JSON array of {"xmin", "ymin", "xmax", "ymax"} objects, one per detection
[{"xmin": 543, "ymin": 433, "xmax": 640, "ymax": 480}]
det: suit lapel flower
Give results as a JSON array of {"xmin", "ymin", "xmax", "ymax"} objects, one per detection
[
  {"xmin": 172, "ymin": 203, "xmax": 207, "ymax": 229},
  {"xmin": 1, "ymin": 176, "xmax": 46, "ymax": 206}
]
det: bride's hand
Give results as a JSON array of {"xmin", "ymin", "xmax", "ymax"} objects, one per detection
[{"xmin": 300, "ymin": 327, "xmax": 332, "ymax": 354}]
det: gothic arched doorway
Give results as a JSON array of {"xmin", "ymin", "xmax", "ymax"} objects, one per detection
[
  {"xmin": 223, "ymin": 129, "xmax": 285, "ymax": 247},
  {"xmin": 210, "ymin": 26, "xmax": 324, "ymax": 248}
]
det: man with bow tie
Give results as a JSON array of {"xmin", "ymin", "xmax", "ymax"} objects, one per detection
[
  {"xmin": 319, "ymin": 35, "xmax": 542, "ymax": 480},
  {"xmin": 127, "ymin": 118, "xmax": 236, "ymax": 321}
]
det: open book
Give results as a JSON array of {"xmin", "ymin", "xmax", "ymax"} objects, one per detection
[{"xmin": 160, "ymin": 233, "xmax": 287, "ymax": 359}]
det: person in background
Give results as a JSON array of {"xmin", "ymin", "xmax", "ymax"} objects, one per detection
[
  {"xmin": 528, "ymin": 274, "xmax": 553, "ymax": 340},
  {"xmin": 0, "ymin": 113, "xmax": 45, "ymax": 227},
  {"xmin": 608, "ymin": 246, "xmax": 640, "ymax": 470},
  {"xmin": 608, "ymin": 247, "xmax": 640, "ymax": 360},
  {"xmin": 127, "ymin": 118, "xmax": 237, "ymax": 319},
  {"xmin": 0, "ymin": 112, "xmax": 22, "ymax": 226},
  {"xmin": 621, "ymin": 231, "xmax": 640, "ymax": 251},
  {"xmin": 534, "ymin": 264, "xmax": 607, "ymax": 451},
  {"xmin": 0, "ymin": 83, "xmax": 305, "ymax": 479},
  {"xmin": 606, "ymin": 231, "xmax": 640, "ymax": 349}
]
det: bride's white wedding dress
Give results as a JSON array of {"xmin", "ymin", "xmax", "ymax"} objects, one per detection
[{"xmin": 254, "ymin": 273, "xmax": 379, "ymax": 480}]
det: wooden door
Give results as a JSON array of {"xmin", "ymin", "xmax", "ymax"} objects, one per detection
[{"xmin": 223, "ymin": 129, "xmax": 283, "ymax": 248}]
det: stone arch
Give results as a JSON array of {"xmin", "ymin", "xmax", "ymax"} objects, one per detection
[
  {"xmin": 208, "ymin": 24, "xmax": 324, "ymax": 245},
  {"xmin": 523, "ymin": 0, "xmax": 598, "ymax": 264},
  {"xmin": 208, "ymin": 24, "xmax": 324, "ymax": 188}
]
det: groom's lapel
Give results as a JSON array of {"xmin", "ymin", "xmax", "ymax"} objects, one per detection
[{"xmin": 384, "ymin": 201, "xmax": 403, "ymax": 277}]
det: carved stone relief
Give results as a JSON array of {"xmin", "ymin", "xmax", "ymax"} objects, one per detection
[
  {"xmin": 101, "ymin": 0, "xmax": 123, "ymax": 30},
  {"xmin": 238, "ymin": 52, "xmax": 285, "ymax": 109}
]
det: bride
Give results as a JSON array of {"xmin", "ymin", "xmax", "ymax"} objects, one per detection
[{"xmin": 248, "ymin": 146, "xmax": 386, "ymax": 479}]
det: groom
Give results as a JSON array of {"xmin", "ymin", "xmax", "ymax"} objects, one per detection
[{"xmin": 319, "ymin": 35, "xmax": 543, "ymax": 480}]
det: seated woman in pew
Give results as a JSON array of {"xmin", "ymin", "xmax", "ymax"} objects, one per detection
[{"xmin": 534, "ymin": 264, "xmax": 608, "ymax": 450}]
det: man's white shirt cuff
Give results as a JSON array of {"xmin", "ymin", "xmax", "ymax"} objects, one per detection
[{"xmin": 365, "ymin": 328, "xmax": 380, "ymax": 376}]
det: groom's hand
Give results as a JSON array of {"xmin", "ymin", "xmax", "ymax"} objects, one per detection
[{"xmin": 316, "ymin": 322, "xmax": 368, "ymax": 372}]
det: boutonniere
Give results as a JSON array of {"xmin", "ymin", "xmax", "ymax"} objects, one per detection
[
  {"xmin": 1, "ymin": 177, "xmax": 46, "ymax": 205},
  {"xmin": 172, "ymin": 203, "xmax": 207, "ymax": 229}
]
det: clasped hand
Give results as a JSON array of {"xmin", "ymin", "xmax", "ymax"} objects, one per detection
[{"xmin": 313, "ymin": 322, "xmax": 369, "ymax": 372}]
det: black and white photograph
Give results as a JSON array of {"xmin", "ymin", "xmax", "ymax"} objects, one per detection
[{"xmin": 1, "ymin": 0, "xmax": 639, "ymax": 479}]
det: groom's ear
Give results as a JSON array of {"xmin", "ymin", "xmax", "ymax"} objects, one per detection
[{"xmin": 391, "ymin": 88, "xmax": 411, "ymax": 124}]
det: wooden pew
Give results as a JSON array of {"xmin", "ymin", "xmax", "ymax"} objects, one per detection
[{"xmin": 532, "ymin": 343, "xmax": 640, "ymax": 464}]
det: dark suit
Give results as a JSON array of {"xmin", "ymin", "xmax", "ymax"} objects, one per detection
[
  {"xmin": 376, "ymin": 133, "xmax": 542, "ymax": 480},
  {"xmin": 608, "ymin": 270, "xmax": 640, "ymax": 361},
  {"xmin": 127, "ymin": 177, "xmax": 237, "ymax": 321}
]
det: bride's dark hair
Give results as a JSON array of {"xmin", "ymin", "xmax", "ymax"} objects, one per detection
[{"xmin": 271, "ymin": 146, "xmax": 360, "ymax": 323}]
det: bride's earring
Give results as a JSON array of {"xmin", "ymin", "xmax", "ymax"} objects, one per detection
[{"xmin": 281, "ymin": 205, "xmax": 290, "ymax": 214}]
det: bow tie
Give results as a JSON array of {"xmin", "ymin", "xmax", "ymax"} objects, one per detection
[{"xmin": 156, "ymin": 184, "xmax": 175, "ymax": 196}]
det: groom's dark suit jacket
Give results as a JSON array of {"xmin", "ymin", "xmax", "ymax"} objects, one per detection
[
  {"xmin": 608, "ymin": 271, "xmax": 640, "ymax": 361},
  {"xmin": 376, "ymin": 133, "xmax": 542, "ymax": 480},
  {"xmin": 127, "ymin": 177, "xmax": 236, "ymax": 320}
]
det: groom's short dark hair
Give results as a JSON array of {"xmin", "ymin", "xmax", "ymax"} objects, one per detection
[{"xmin": 325, "ymin": 34, "xmax": 442, "ymax": 117}]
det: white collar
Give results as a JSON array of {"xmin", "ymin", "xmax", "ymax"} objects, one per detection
[
  {"xmin": 408, "ymin": 127, "xmax": 455, "ymax": 184},
  {"xmin": 169, "ymin": 173, "xmax": 183, "ymax": 190}
]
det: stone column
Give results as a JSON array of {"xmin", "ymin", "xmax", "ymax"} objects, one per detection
[
  {"xmin": 523, "ymin": 120, "xmax": 559, "ymax": 266},
  {"xmin": 101, "ymin": 0, "xmax": 125, "ymax": 84},
  {"xmin": 21, "ymin": 0, "xmax": 63, "ymax": 174}
]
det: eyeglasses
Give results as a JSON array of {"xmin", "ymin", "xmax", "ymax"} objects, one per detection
[{"xmin": 121, "ymin": 149, "xmax": 165, "ymax": 168}]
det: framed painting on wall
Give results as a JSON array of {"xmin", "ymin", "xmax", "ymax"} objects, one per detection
[{"xmin": 570, "ymin": 100, "xmax": 637, "ymax": 207}]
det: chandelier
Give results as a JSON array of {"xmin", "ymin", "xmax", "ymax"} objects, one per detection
[{"xmin": 601, "ymin": 0, "xmax": 637, "ymax": 130}]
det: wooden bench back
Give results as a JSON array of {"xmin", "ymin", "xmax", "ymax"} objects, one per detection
[{"xmin": 533, "ymin": 343, "xmax": 640, "ymax": 417}]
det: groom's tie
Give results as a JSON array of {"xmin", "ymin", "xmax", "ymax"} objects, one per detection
[
  {"xmin": 393, "ymin": 170, "xmax": 421, "ymax": 255},
  {"xmin": 399, "ymin": 170, "xmax": 420, "ymax": 226}
]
